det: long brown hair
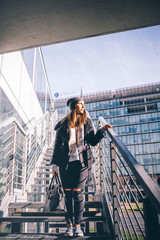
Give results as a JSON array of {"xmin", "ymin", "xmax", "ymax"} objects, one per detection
[{"xmin": 62, "ymin": 108, "xmax": 87, "ymax": 128}]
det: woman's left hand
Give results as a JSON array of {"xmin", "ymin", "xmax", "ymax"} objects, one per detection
[{"xmin": 103, "ymin": 123, "xmax": 112, "ymax": 130}]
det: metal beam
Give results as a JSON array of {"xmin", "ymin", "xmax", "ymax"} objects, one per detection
[{"xmin": 0, "ymin": 0, "xmax": 160, "ymax": 53}]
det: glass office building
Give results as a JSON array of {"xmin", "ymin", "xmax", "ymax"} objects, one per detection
[
  {"xmin": 0, "ymin": 48, "xmax": 53, "ymax": 126},
  {"xmin": 0, "ymin": 48, "xmax": 55, "ymax": 215},
  {"xmin": 54, "ymin": 83, "xmax": 160, "ymax": 184},
  {"xmin": 21, "ymin": 48, "xmax": 53, "ymax": 113}
]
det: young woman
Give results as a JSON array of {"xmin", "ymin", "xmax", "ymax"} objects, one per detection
[{"xmin": 50, "ymin": 97, "xmax": 112, "ymax": 237}]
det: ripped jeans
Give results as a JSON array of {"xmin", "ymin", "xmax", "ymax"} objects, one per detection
[{"xmin": 59, "ymin": 161, "xmax": 88, "ymax": 225}]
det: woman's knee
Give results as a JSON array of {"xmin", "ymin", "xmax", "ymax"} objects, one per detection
[
  {"xmin": 73, "ymin": 188, "xmax": 83, "ymax": 201},
  {"xmin": 64, "ymin": 188, "xmax": 72, "ymax": 192},
  {"xmin": 73, "ymin": 188, "xmax": 81, "ymax": 192}
]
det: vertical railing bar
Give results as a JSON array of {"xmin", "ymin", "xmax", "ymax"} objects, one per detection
[
  {"xmin": 103, "ymin": 159, "xmax": 111, "ymax": 176},
  {"xmin": 103, "ymin": 148, "xmax": 110, "ymax": 159},
  {"xmin": 114, "ymin": 148, "xmax": 144, "ymax": 199},
  {"xmin": 116, "ymin": 205, "xmax": 131, "ymax": 240},
  {"xmin": 99, "ymin": 140, "xmax": 103, "ymax": 194},
  {"xmin": 113, "ymin": 173, "xmax": 137, "ymax": 240},
  {"xmin": 103, "ymin": 161, "xmax": 111, "ymax": 174},
  {"xmin": 97, "ymin": 117, "xmax": 160, "ymax": 240},
  {"xmin": 11, "ymin": 122, "xmax": 17, "ymax": 194},
  {"xmin": 115, "ymin": 189, "xmax": 141, "ymax": 240},
  {"xmin": 116, "ymin": 188, "xmax": 143, "ymax": 240},
  {"xmin": 111, "ymin": 141, "xmax": 119, "ymax": 239},
  {"xmin": 103, "ymin": 174, "xmax": 112, "ymax": 193},
  {"xmin": 114, "ymin": 159, "xmax": 144, "ymax": 218},
  {"xmin": 103, "ymin": 179, "xmax": 112, "ymax": 210},
  {"xmin": 103, "ymin": 171, "xmax": 112, "ymax": 192},
  {"xmin": 114, "ymin": 172, "xmax": 145, "ymax": 239},
  {"xmin": 116, "ymin": 198, "xmax": 134, "ymax": 240},
  {"xmin": 102, "ymin": 146, "xmax": 113, "ymax": 208},
  {"xmin": 102, "ymin": 180, "xmax": 113, "ymax": 218}
]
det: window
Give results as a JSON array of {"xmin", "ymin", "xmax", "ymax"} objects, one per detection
[
  {"xmin": 146, "ymin": 96, "xmax": 160, "ymax": 102},
  {"xmin": 124, "ymin": 98, "xmax": 144, "ymax": 105},
  {"xmin": 147, "ymin": 104, "xmax": 158, "ymax": 111},
  {"xmin": 128, "ymin": 106, "xmax": 145, "ymax": 114}
]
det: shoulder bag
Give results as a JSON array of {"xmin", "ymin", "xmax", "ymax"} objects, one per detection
[{"xmin": 43, "ymin": 173, "xmax": 66, "ymax": 212}]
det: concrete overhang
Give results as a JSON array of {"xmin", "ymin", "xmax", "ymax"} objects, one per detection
[{"xmin": 0, "ymin": 0, "xmax": 160, "ymax": 54}]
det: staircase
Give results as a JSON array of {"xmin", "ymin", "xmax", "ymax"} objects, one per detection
[{"xmin": 0, "ymin": 147, "xmax": 109, "ymax": 240}]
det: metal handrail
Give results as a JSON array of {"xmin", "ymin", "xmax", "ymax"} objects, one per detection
[
  {"xmin": 99, "ymin": 117, "xmax": 160, "ymax": 213},
  {"xmin": 92, "ymin": 116, "xmax": 160, "ymax": 240}
]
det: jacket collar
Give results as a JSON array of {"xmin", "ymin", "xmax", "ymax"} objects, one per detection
[{"xmin": 55, "ymin": 117, "xmax": 92, "ymax": 142}]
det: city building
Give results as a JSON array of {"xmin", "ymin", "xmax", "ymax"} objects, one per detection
[
  {"xmin": 0, "ymin": 47, "xmax": 55, "ymax": 214},
  {"xmin": 54, "ymin": 82, "xmax": 160, "ymax": 185},
  {"xmin": 21, "ymin": 48, "xmax": 53, "ymax": 113},
  {"xmin": 0, "ymin": 48, "xmax": 53, "ymax": 126}
]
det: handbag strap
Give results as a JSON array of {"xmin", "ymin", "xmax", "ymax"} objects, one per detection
[
  {"xmin": 48, "ymin": 174, "xmax": 55, "ymax": 190},
  {"xmin": 55, "ymin": 172, "xmax": 62, "ymax": 185},
  {"xmin": 48, "ymin": 172, "xmax": 61, "ymax": 190}
]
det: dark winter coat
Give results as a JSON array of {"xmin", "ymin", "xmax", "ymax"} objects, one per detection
[{"xmin": 50, "ymin": 117, "xmax": 105, "ymax": 171}]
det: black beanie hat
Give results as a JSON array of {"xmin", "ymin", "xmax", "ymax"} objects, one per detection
[{"xmin": 67, "ymin": 97, "xmax": 83, "ymax": 110}]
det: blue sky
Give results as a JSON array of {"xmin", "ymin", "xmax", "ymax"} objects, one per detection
[{"xmin": 42, "ymin": 25, "xmax": 160, "ymax": 99}]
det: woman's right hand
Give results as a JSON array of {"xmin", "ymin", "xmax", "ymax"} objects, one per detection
[
  {"xmin": 52, "ymin": 164, "xmax": 58, "ymax": 175},
  {"xmin": 52, "ymin": 170, "xmax": 58, "ymax": 175}
]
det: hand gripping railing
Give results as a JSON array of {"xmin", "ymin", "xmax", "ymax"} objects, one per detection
[{"xmin": 92, "ymin": 117, "xmax": 160, "ymax": 240}]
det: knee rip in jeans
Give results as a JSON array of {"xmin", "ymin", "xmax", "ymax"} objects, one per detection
[
  {"xmin": 64, "ymin": 189, "xmax": 72, "ymax": 192},
  {"xmin": 73, "ymin": 188, "xmax": 82, "ymax": 192}
]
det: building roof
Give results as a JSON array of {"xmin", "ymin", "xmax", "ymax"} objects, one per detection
[{"xmin": 54, "ymin": 82, "xmax": 160, "ymax": 105}]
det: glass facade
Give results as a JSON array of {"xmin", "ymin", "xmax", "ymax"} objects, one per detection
[
  {"xmin": 21, "ymin": 48, "xmax": 53, "ymax": 113},
  {"xmin": 0, "ymin": 47, "xmax": 54, "ymax": 199},
  {"xmin": 54, "ymin": 83, "xmax": 160, "ymax": 178}
]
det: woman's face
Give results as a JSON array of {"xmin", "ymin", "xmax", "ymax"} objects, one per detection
[{"xmin": 75, "ymin": 101, "xmax": 85, "ymax": 115}]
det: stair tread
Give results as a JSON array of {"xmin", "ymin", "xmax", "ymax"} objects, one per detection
[
  {"xmin": 31, "ymin": 184, "xmax": 50, "ymax": 187},
  {"xmin": 37, "ymin": 171, "xmax": 52, "ymax": 174},
  {"xmin": 34, "ymin": 177, "xmax": 52, "ymax": 180},
  {"xmin": 11, "ymin": 210, "xmax": 101, "ymax": 217},
  {"xmin": 0, "ymin": 215, "xmax": 105, "ymax": 222},
  {"xmin": 28, "ymin": 191, "xmax": 95, "ymax": 195},
  {"xmin": 8, "ymin": 201, "xmax": 102, "ymax": 209},
  {"xmin": 39, "ymin": 166, "xmax": 52, "ymax": 169},
  {"xmin": 0, "ymin": 232, "xmax": 108, "ymax": 239}
]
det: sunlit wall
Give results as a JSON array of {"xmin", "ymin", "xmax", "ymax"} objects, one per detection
[
  {"xmin": 0, "ymin": 48, "xmax": 53, "ymax": 126},
  {"xmin": 21, "ymin": 48, "xmax": 53, "ymax": 114}
]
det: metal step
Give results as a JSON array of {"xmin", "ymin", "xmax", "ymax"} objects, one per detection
[
  {"xmin": 39, "ymin": 166, "xmax": 52, "ymax": 170},
  {"xmin": 31, "ymin": 184, "xmax": 95, "ymax": 188},
  {"xmin": 34, "ymin": 177, "xmax": 52, "ymax": 181},
  {"xmin": 8, "ymin": 201, "xmax": 102, "ymax": 209},
  {"xmin": 31, "ymin": 184, "xmax": 50, "ymax": 188},
  {"xmin": 43, "ymin": 154, "xmax": 52, "ymax": 161},
  {"xmin": 41, "ymin": 161, "xmax": 51, "ymax": 165},
  {"xmin": 0, "ymin": 233, "xmax": 108, "ymax": 239},
  {"xmin": 0, "ymin": 215, "xmax": 105, "ymax": 223},
  {"xmin": 12, "ymin": 210, "xmax": 101, "ymax": 217},
  {"xmin": 37, "ymin": 171, "xmax": 52, "ymax": 175},
  {"xmin": 28, "ymin": 191, "xmax": 95, "ymax": 196}
]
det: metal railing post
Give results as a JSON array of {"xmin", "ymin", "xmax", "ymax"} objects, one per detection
[
  {"xmin": 143, "ymin": 197, "xmax": 160, "ymax": 240},
  {"xmin": 99, "ymin": 140, "xmax": 103, "ymax": 194},
  {"xmin": 110, "ymin": 141, "xmax": 119, "ymax": 239},
  {"xmin": 95, "ymin": 145, "xmax": 101, "ymax": 194},
  {"xmin": 99, "ymin": 141, "xmax": 103, "ymax": 194},
  {"xmin": 10, "ymin": 122, "xmax": 17, "ymax": 195}
]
